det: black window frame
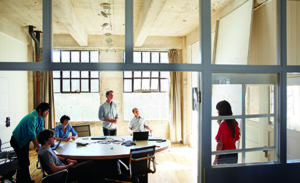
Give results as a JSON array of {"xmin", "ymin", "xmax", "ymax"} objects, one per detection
[
  {"xmin": 53, "ymin": 50, "xmax": 100, "ymax": 93},
  {"xmin": 123, "ymin": 51, "xmax": 169, "ymax": 93}
]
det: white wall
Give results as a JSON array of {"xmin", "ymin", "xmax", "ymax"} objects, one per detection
[{"xmin": 0, "ymin": 32, "xmax": 28, "ymax": 146}]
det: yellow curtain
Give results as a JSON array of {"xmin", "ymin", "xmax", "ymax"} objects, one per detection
[
  {"xmin": 39, "ymin": 71, "xmax": 55, "ymax": 129},
  {"xmin": 168, "ymin": 49, "xmax": 183, "ymax": 143}
]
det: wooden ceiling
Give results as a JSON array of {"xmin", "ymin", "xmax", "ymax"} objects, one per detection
[{"xmin": 0, "ymin": 0, "xmax": 232, "ymax": 47}]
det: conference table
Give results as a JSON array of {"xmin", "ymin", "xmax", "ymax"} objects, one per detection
[
  {"xmin": 54, "ymin": 136, "xmax": 170, "ymax": 182},
  {"xmin": 54, "ymin": 136, "xmax": 170, "ymax": 160}
]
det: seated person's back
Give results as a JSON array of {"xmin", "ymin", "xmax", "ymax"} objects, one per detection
[{"xmin": 55, "ymin": 115, "xmax": 77, "ymax": 141}]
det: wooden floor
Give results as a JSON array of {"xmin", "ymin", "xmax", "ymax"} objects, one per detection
[{"xmin": 24, "ymin": 143, "xmax": 196, "ymax": 183}]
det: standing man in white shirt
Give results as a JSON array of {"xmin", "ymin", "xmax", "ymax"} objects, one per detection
[
  {"xmin": 98, "ymin": 90, "xmax": 119, "ymax": 136},
  {"xmin": 128, "ymin": 108, "xmax": 152, "ymax": 135}
]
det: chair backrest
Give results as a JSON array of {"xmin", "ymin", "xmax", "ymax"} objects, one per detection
[
  {"xmin": 129, "ymin": 145, "xmax": 156, "ymax": 177},
  {"xmin": 42, "ymin": 169, "xmax": 68, "ymax": 183},
  {"xmin": 72, "ymin": 124, "xmax": 91, "ymax": 137}
]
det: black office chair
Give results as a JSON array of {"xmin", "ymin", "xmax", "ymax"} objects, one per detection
[
  {"xmin": 117, "ymin": 145, "xmax": 156, "ymax": 183},
  {"xmin": 38, "ymin": 155, "xmax": 68, "ymax": 183},
  {"xmin": 72, "ymin": 124, "xmax": 91, "ymax": 137},
  {"xmin": 0, "ymin": 138, "xmax": 19, "ymax": 183}
]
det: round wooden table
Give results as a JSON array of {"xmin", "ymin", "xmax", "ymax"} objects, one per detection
[{"xmin": 55, "ymin": 136, "xmax": 170, "ymax": 160}]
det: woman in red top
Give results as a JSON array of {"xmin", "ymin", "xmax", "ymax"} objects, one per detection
[{"xmin": 213, "ymin": 100, "xmax": 241, "ymax": 165}]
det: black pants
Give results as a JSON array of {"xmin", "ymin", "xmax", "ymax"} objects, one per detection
[
  {"xmin": 10, "ymin": 136, "xmax": 32, "ymax": 183},
  {"xmin": 217, "ymin": 153, "xmax": 238, "ymax": 165},
  {"xmin": 103, "ymin": 128, "xmax": 117, "ymax": 136},
  {"xmin": 67, "ymin": 160, "xmax": 99, "ymax": 183}
]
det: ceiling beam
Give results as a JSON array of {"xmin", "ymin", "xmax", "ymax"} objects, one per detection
[
  {"xmin": 134, "ymin": 0, "xmax": 167, "ymax": 47},
  {"xmin": 53, "ymin": 0, "xmax": 88, "ymax": 46}
]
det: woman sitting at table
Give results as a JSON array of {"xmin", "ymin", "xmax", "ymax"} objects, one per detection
[{"xmin": 55, "ymin": 115, "xmax": 77, "ymax": 141}]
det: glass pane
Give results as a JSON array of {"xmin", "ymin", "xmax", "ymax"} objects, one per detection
[
  {"xmin": 53, "ymin": 79, "xmax": 61, "ymax": 93},
  {"xmin": 71, "ymin": 51, "xmax": 80, "ymax": 63},
  {"xmin": 62, "ymin": 79, "xmax": 70, "ymax": 92},
  {"xmin": 62, "ymin": 71, "xmax": 70, "ymax": 78},
  {"xmin": 143, "ymin": 71, "xmax": 150, "ymax": 78},
  {"xmin": 245, "ymin": 118, "xmax": 274, "ymax": 148},
  {"xmin": 81, "ymin": 79, "xmax": 89, "ymax": 92},
  {"xmin": 142, "ymin": 52, "xmax": 150, "ymax": 63},
  {"xmin": 152, "ymin": 52, "xmax": 159, "ymax": 63},
  {"xmin": 81, "ymin": 71, "xmax": 89, "ymax": 78},
  {"xmin": 53, "ymin": 71, "xmax": 61, "ymax": 78},
  {"xmin": 246, "ymin": 85, "xmax": 274, "ymax": 115},
  {"xmin": 52, "ymin": 1, "xmax": 125, "ymax": 63},
  {"xmin": 134, "ymin": 79, "xmax": 141, "ymax": 91},
  {"xmin": 287, "ymin": 0, "xmax": 300, "ymax": 65},
  {"xmin": 212, "ymin": 84, "xmax": 242, "ymax": 116},
  {"xmin": 134, "ymin": 0, "xmax": 199, "ymax": 64},
  {"xmin": 61, "ymin": 51, "xmax": 70, "ymax": 63},
  {"xmin": 161, "ymin": 79, "xmax": 169, "ymax": 92},
  {"xmin": 287, "ymin": 73, "xmax": 300, "ymax": 161},
  {"xmin": 53, "ymin": 50, "xmax": 60, "ymax": 63},
  {"xmin": 81, "ymin": 51, "xmax": 89, "ymax": 62},
  {"xmin": 124, "ymin": 79, "xmax": 132, "ymax": 92},
  {"xmin": 134, "ymin": 71, "xmax": 141, "ymax": 78},
  {"xmin": 142, "ymin": 79, "xmax": 150, "ymax": 90},
  {"xmin": 211, "ymin": 0, "xmax": 277, "ymax": 65},
  {"xmin": 124, "ymin": 71, "xmax": 132, "ymax": 78},
  {"xmin": 160, "ymin": 52, "xmax": 168, "ymax": 63},
  {"xmin": 91, "ymin": 71, "xmax": 99, "ymax": 78},
  {"xmin": 71, "ymin": 79, "xmax": 80, "ymax": 92},
  {"xmin": 152, "ymin": 71, "xmax": 159, "ymax": 77},
  {"xmin": 71, "ymin": 71, "xmax": 80, "ymax": 78},
  {"xmin": 134, "ymin": 52, "xmax": 141, "ymax": 63},
  {"xmin": 245, "ymin": 150, "xmax": 275, "ymax": 163},
  {"xmin": 90, "ymin": 51, "xmax": 99, "ymax": 63},
  {"xmin": 0, "ymin": 2, "xmax": 43, "ymax": 62},
  {"xmin": 151, "ymin": 79, "xmax": 159, "ymax": 90},
  {"xmin": 91, "ymin": 79, "xmax": 99, "ymax": 92},
  {"xmin": 161, "ymin": 71, "xmax": 169, "ymax": 78},
  {"xmin": 212, "ymin": 119, "xmax": 242, "ymax": 152}
]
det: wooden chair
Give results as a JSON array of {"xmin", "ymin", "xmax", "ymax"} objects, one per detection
[
  {"xmin": 117, "ymin": 145, "xmax": 156, "ymax": 183},
  {"xmin": 72, "ymin": 124, "xmax": 91, "ymax": 137}
]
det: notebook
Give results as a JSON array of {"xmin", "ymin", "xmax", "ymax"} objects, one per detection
[
  {"xmin": 133, "ymin": 131, "xmax": 149, "ymax": 141},
  {"xmin": 51, "ymin": 139, "xmax": 62, "ymax": 150}
]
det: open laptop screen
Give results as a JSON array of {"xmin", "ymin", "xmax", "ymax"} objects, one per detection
[{"xmin": 133, "ymin": 131, "xmax": 149, "ymax": 141}]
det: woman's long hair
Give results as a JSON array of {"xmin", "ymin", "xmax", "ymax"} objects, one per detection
[{"xmin": 216, "ymin": 100, "xmax": 236, "ymax": 138}]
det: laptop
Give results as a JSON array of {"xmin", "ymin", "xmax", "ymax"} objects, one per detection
[
  {"xmin": 133, "ymin": 131, "xmax": 149, "ymax": 141},
  {"xmin": 91, "ymin": 136, "xmax": 106, "ymax": 140},
  {"xmin": 51, "ymin": 139, "xmax": 62, "ymax": 150}
]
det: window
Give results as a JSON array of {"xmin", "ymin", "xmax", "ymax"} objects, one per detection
[
  {"xmin": 123, "ymin": 51, "xmax": 169, "ymax": 93},
  {"xmin": 53, "ymin": 50, "xmax": 100, "ymax": 93},
  {"xmin": 53, "ymin": 50, "xmax": 100, "ymax": 122}
]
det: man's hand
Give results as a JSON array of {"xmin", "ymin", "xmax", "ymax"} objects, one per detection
[{"xmin": 67, "ymin": 159, "xmax": 77, "ymax": 165}]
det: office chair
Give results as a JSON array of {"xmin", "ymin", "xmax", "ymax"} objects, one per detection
[
  {"xmin": 38, "ymin": 155, "xmax": 68, "ymax": 183},
  {"xmin": 117, "ymin": 145, "xmax": 156, "ymax": 183},
  {"xmin": 72, "ymin": 124, "xmax": 91, "ymax": 137}
]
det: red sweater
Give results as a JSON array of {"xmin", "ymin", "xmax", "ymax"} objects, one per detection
[{"xmin": 215, "ymin": 120, "xmax": 240, "ymax": 150}]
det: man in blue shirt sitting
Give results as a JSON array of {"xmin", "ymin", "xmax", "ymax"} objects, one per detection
[{"xmin": 55, "ymin": 115, "xmax": 77, "ymax": 141}]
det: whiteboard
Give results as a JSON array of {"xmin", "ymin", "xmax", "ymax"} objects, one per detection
[{"xmin": 215, "ymin": 0, "xmax": 253, "ymax": 65}]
